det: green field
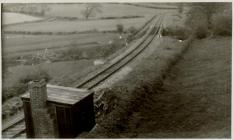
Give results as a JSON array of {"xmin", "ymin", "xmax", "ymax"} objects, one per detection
[
  {"xmin": 3, "ymin": 17, "xmax": 150, "ymax": 33},
  {"xmin": 3, "ymin": 32, "xmax": 118, "ymax": 57},
  {"xmin": 2, "ymin": 12, "xmax": 43, "ymax": 25},
  {"xmin": 3, "ymin": 3, "xmax": 176, "ymax": 33},
  {"xmin": 47, "ymin": 3, "xmax": 156, "ymax": 18},
  {"xmin": 4, "ymin": 3, "xmax": 161, "ymax": 18}
]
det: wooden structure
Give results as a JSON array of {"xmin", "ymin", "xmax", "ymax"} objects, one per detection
[{"xmin": 21, "ymin": 82, "xmax": 95, "ymax": 138}]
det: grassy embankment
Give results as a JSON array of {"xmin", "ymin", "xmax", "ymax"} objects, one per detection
[
  {"xmin": 82, "ymin": 3, "xmax": 231, "ymax": 138},
  {"xmin": 86, "ymin": 36, "xmax": 231, "ymax": 138},
  {"xmin": 81, "ymin": 36, "xmax": 192, "ymax": 138}
]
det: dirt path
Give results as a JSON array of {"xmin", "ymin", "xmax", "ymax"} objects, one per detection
[{"xmin": 122, "ymin": 37, "xmax": 231, "ymax": 138}]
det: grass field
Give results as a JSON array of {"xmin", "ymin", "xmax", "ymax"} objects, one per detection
[
  {"xmin": 3, "ymin": 32, "xmax": 118, "ymax": 57},
  {"xmin": 2, "ymin": 12, "xmax": 43, "ymax": 25},
  {"xmin": 2, "ymin": 3, "xmax": 178, "ymax": 33},
  {"xmin": 31, "ymin": 3, "xmax": 163, "ymax": 18},
  {"xmin": 3, "ymin": 3, "xmax": 160, "ymax": 19},
  {"xmin": 5, "ymin": 59, "xmax": 96, "ymax": 86},
  {"xmin": 3, "ymin": 17, "xmax": 150, "ymax": 33}
]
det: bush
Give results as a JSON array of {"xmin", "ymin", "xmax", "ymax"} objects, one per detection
[
  {"xmin": 116, "ymin": 24, "xmax": 124, "ymax": 34},
  {"xmin": 212, "ymin": 11, "xmax": 232, "ymax": 36},
  {"xmin": 127, "ymin": 26, "xmax": 137, "ymax": 34},
  {"xmin": 2, "ymin": 97, "xmax": 23, "ymax": 119},
  {"xmin": 185, "ymin": 3, "xmax": 231, "ymax": 39},
  {"xmin": 3, "ymin": 67, "xmax": 51, "ymax": 103},
  {"xmin": 2, "ymin": 67, "xmax": 51, "ymax": 120},
  {"xmin": 194, "ymin": 24, "xmax": 209, "ymax": 39},
  {"xmin": 2, "ymin": 82, "xmax": 26, "ymax": 102},
  {"xmin": 19, "ymin": 68, "xmax": 51, "ymax": 84},
  {"xmin": 62, "ymin": 38, "xmax": 126, "ymax": 61},
  {"xmin": 62, "ymin": 45, "xmax": 83, "ymax": 60},
  {"xmin": 162, "ymin": 26, "xmax": 189, "ymax": 40}
]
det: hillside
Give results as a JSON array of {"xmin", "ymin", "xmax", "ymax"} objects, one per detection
[
  {"xmin": 84, "ymin": 36, "xmax": 231, "ymax": 138},
  {"xmin": 125, "ymin": 37, "xmax": 231, "ymax": 138}
]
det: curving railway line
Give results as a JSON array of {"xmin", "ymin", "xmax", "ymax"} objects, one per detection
[
  {"xmin": 2, "ymin": 15, "xmax": 164, "ymax": 138},
  {"xmin": 75, "ymin": 15, "xmax": 164, "ymax": 89}
]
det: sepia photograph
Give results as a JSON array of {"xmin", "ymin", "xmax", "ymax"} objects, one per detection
[{"xmin": 1, "ymin": 1, "xmax": 232, "ymax": 138}]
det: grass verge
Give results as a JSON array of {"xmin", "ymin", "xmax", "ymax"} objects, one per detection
[{"xmin": 80, "ymin": 36, "xmax": 192, "ymax": 138}]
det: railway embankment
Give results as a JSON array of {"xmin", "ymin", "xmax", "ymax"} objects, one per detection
[
  {"xmin": 82, "ymin": 35, "xmax": 231, "ymax": 138},
  {"xmin": 79, "ymin": 35, "xmax": 193, "ymax": 138}
]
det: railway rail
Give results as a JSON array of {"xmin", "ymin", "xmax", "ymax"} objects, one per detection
[
  {"xmin": 2, "ymin": 15, "xmax": 163, "ymax": 138},
  {"xmin": 75, "ymin": 15, "xmax": 163, "ymax": 89}
]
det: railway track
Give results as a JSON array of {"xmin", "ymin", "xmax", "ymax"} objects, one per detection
[
  {"xmin": 2, "ymin": 15, "xmax": 163, "ymax": 138},
  {"xmin": 2, "ymin": 119, "xmax": 25, "ymax": 138},
  {"xmin": 75, "ymin": 15, "xmax": 163, "ymax": 89}
]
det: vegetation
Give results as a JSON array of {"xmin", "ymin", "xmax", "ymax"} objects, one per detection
[
  {"xmin": 3, "ymin": 4, "xmax": 50, "ymax": 16},
  {"xmin": 185, "ymin": 3, "xmax": 231, "ymax": 38},
  {"xmin": 126, "ymin": 26, "xmax": 138, "ymax": 42},
  {"xmin": 62, "ymin": 38, "xmax": 126, "ymax": 61},
  {"xmin": 127, "ymin": 26, "xmax": 138, "ymax": 34},
  {"xmin": 177, "ymin": 3, "xmax": 184, "ymax": 14},
  {"xmin": 162, "ymin": 26, "xmax": 189, "ymax": 40},
  {"xmin": 85, "ymin": 36, "xmax": 231, "ymax": 138},
  {"xmin": 84, "ymin": 37, "xmax": 192, "ymax": 138},
  {"xmin": 2, "ymin": 97, "xmax": 23, "ymax": 119},
  {"xmin": 116, "ymin": 24, "xmax": 124, "ymax": 34},
  {"xmin": 4, "ymin": 17, "xmax": 148, "ymax": 33},
  {"xmin": 81, "ymin": 3, "xmax": 102, "ymax": 19},
  {"xmin": 211, "ymin": 8, "xmax": 232, "ymax": 36},
  {"xmin": 2, "ymin": 67, "xmax": 51, "ymax": 119},
  {"xmin": 3, "ymin": 67, "xmax": 51, "ymax": 102},
  {"xmin": 164, "ymin": 3, "xmax": 231, "ymax": 40}
]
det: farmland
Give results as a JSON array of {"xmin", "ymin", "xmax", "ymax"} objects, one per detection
[
  {"xmin": 3, "ymin": 3, "xmax": 177, "ymax": 33},
  {"xmin": 3, "ymin": 33, "xmax": 118, "ymax": 57},
  {"xmin": 2, "ymin": 3, "xmax": 170, "ymax": 120},
  {"xmin": 2, "ymin": 12, "xmax": 43, "ymax": 25},
  {"xmin": 3, "ymin": 17, "xmax": 150, "ymax": 33},
  {"xmin": 2, "ymin": 3, "xmax": 166, "ymax": 58},
  {"xmin": 3, "ymin": 3, "xmax": 167, "ymax": 19}
]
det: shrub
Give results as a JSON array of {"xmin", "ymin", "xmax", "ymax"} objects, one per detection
[
  {"xmin": 116, "ymin": 24, "xmax": 124, "ymax": 34},
  {"xmin": 162, "ymin": 26, "xmax": 189, "ymax": 40},
  {"xmin": 212, "ymin": 11, "xmax": 232, "ymax": 36},
  {"xmin": 63, "ymin": 45, "xmax": 83, "ymax": 60},
  {"xmin": 2, "ymin": 67, "xmax": 51, "ymax": 120},
  {"xmin": 126, "ymin": 26, "xmax": 137, "ymax": 42},
  {"xmin": 185, "ymin": 3, "xmax": 231, "ymax": 39},
  {"xmin": 3, "ymin": 67, "xmax": 51, "ymax": 103},
  {"xmin": 62, "ymin": 38, "xmax": 125, "ymax": 61},
  {"xmin": 19, "ymin": 68, "xmax": 51, "ymax": 84},
  {"xmin": 2, "ymin": 97, "xmax": 23, "ymax": 119},
  {"xmin": 194, "ymin": 24, "xmax": 208, "ymax": 39},
  {"xmin": 127, "ymin": 26, "xmax": 137, "ymax": 34}
]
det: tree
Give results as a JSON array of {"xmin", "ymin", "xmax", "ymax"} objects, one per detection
[
  {"xmin": 81, "ymin": 3, "xmax": 102, "ymax": 19},
  {"xmin": 178, "ymin": 3, "xmax": 184, "ymax": 14},
  {"xmin": 40, "ymin": 4, "xmax": 51, "ymax": 16},
  {"xmin": 185, "ymin": 3, "xmax": 228, "ymax": 38},
  {"xmin": 116, "ymin": 24, "xmax": 124, "ymax": 34},
  {"xmin": 186, "ymin": 3, "xmax": 222, "ymax": 28}
]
